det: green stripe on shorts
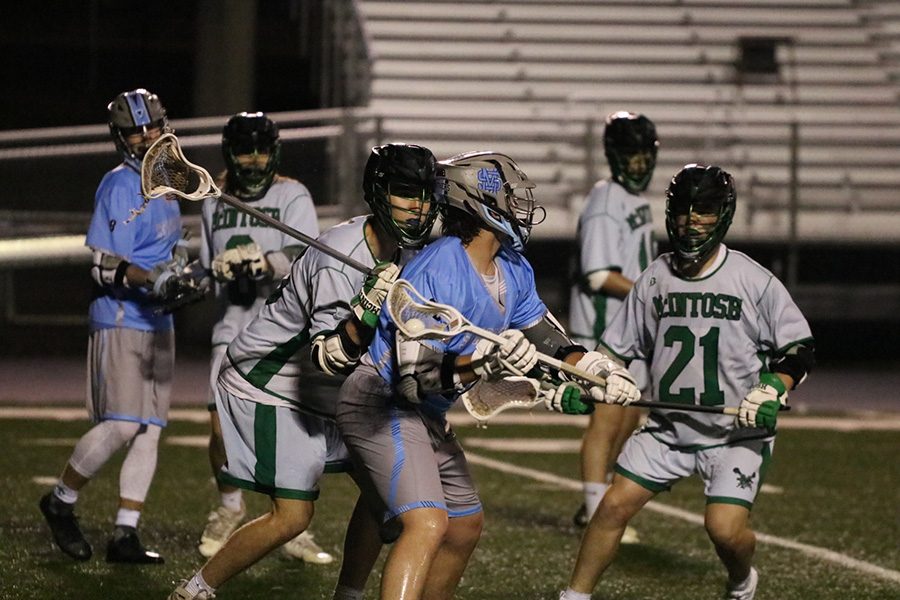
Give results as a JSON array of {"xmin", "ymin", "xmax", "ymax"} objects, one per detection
[
  {"xmin": 614, "ymin": 464, "xmax": 669, "ymax": 492},
  {"xmin": 706, "ymin": 496, "xmax": 753, "ymax": 510},
  {"xmin": 253, "ymin": 404, "xmax": 277, "ymax": 489}
]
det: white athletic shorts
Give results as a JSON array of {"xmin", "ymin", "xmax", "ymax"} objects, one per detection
[
  {"xmin": 216, "ymin": 385, "xmax": 352, "ymax": 500},
  {"xmin": 207, "ymin": 344, "xmax": 227, "ymax": 410},
  {"xmin": 336, "ymin": 366, "xmax": 483, "ymax": 521},
  {"xmin": 87, "ymin": 327, "xmax": 174, "ymax": 427},
  {"xmin": 615, "ymin": 429, "xmax": 774, "ymax": 509}
]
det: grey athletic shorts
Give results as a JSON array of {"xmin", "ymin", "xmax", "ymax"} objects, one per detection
[
  {"xmin": 217, "ymin": 385, "xmax": 351, "ymax": 500},
  {"xmin": 336, "ymin": 365, "xmax": 482, "ymax": 521},
  {"xmin": 87, "ymin": 327, "xmax": 174, "ymax": 427},
  {"xmin": 616, "ymin": 429, "xmax": 774, "ymax": 509}
]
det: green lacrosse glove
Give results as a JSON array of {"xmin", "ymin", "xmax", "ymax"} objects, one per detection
[
  {"xmin": 737, "ymin": 373, "xmax": 787, "ymax": 431},
  {"xmin": 542, "ymin": 380, "xmax": 594, "ymax": 415},
  {"xmin": 351, "ymin": 262, "xmax": 400, "ymax": 328}
]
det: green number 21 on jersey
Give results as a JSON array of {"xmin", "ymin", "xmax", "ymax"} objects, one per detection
[{"xmin": 658, "ymin": 325, "xmax": 725, "ymax": 406}]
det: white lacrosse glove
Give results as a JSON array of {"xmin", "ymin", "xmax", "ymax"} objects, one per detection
[
  {"xmin": 211, "ymin": 242, "xmax": 269, "ymax": 282},
  {"xmin": 471, "ymin": 329, "xmax": 538, "ymax": 380},
  {"xmin": 351, "ymin": 262, "xmax": 400, "ymax": 328},
  {"xmin": 145, "ymin": 261, "xmax": 180, "ymax": 298},
  {"xmin": 541, "ymin": 380, "xmax": 594, "ymax": 415},
  {"xmin": 574, "ymin": 351, "xmax": 640, "ymax": 405},
  {"xmin": 737, "ymin": 373, "xmax": 787, "ymax": 431}
]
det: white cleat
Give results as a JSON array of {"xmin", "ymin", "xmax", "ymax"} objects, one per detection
[
  {"xmin": 197, "ymin": 503, "xmax": 245, "ymax": 558},
  {"xmin": 168, "ymin": 580, "xmax": 215, "ymax": 600},
  {"xmin": 620, "ymin": 524, "xmax": 641, "ymax": 545},
  {"xmin": 282, "ymin": 530, "xmax": 334, "ymax": 564},
  {"xmin": 724, "ymin": 566, "xmax": 758, "ymax": 600}
]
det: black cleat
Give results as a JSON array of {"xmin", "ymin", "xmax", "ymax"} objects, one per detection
[
  {"xmin": 105, "ymin": 528, "xmax": 164, "ymax": 564},
  {"xmin": 573, "ymin": 503, "xmax": 588, "ymax": 528},
  {"xmin": 39, "ymin": 493, "xmax": 92, "ymax": 561}
]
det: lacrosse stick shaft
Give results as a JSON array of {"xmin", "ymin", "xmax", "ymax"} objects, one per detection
[
  {"xmin": 216, "ymin": 192, "xmax": 371, "ymax": 274},
  {"xmin": 625, "ymin": 400, "xmax": 789, "ymax": 415},
  {"xmin": 464, "ymin": 325, "xmax": 607, "ymax": 387}
]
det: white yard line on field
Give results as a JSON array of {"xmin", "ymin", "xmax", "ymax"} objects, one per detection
[
  {"xmin": 3, "ymin": 407, "xmax": 900, "ymax": 430},
  {"xmin": 465, "ymin": 451, "xmax": 900, "ymax": 585}
]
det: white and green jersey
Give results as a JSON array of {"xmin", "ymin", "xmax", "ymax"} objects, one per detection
[
  {"xmin": 569, "ymin": 180, "xmax": 654, "ymax": 346},
  {"xmin": 218, "ymin": 216, "xmax": 376, "ymax": 417},
  {"xmin": 601, "ymin": 245, "xmax": 813, "ymax": 449},
  {"xmin": 200, "ymin": 177, "xmax": 319, "ymax": 348}
]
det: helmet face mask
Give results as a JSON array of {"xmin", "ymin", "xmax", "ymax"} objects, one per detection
[
  {"xmin": 437, "ymin": 152, "xmax": 544, "ymax": 252},
  {"xmin": 665, "ymin": 164, "xmax": 736, "ymax": 273},
  {"xmin": 108, "ymin": 88, "xmax": 170, "ymax": 170},
  {"xmin": 604, "ymin": 111, "xmax": 659, "ymax": 194},
  {"xmin": 363, "ymin": 144, "xmax": 439, "ymax": 248},
  {"xmin": 222, "ymin": 112, "xmax": 281, "ymax": 201}
]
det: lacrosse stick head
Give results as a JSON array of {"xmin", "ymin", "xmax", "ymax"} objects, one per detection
[
  {"xmin": 461, "ymin": 376, "xmax": 542, "ymax": 424},
  {"xmin": 142, "ymin": 133, "xmax": 221, "ymax": 202},
  {"xmin": 386, "ymin": 279, "xmax": 468, "ymax": 341}
]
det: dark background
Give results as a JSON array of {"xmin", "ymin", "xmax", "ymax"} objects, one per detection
[{"xmin": 1, "ymin": 1, "xmax": 897, "ymax": 367}]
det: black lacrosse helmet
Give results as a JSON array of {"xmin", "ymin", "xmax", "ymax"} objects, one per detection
[
  {"xmin": 604, "ymin": 111, "xmax": 659, "ymax": 194},
  {"xmin": 363, "ymin": 143, "xmax": 439, "ymax": 248},
  {"xmin": 665, "ymin": 164, "xmax": 736, "ymax": 273},
  {"xmin": 108, "ymin": 88, "xmax": 171, "ymax": 170},
  {"xmin": 222, "ymin": 112, "xmax": 281, "ymax": 200}
]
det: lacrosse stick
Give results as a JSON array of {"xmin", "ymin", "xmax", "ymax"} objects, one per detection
[
  {"xmin": 460, "ymin": 373, "xmax": 755, "ymax": 419},
  {"xmin": 140, "ymin": 133, "xmax": 371, "ymax": 275},
  {"xmin": 389, "ymin": 279, "xmax": 772, "ymax": 417},
  {"xmin": 386, "ymin": 279, "xmax": 600, "ymax": 386},
  {"xmin": 461, "ymin": 376, "xmax": 546, "ymax": 424}
]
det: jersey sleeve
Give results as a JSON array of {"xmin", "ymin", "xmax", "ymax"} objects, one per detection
[
  {"xmin": 280, "ymin": 182, "xmax": 320, "ymax": 248},
  {"xmin": 306, "ymin": 256, "xmax": 359, "ymax": 339},
  {"xmin": 579, "ymin": 189, "xmax": 623, "ymax": 275},
  {"xmin": 509, "ymin": 255, "xmax": 548, "ymax": 330},
  {"xmin": 756, "ymin": 275, "xmax": 813, "ymax": 355},
  {"xmin": 85, "ymin": 174, "xmax": 142, "ymax": 260},
  {"xmin": 599, "ymin": 273, "xmax": 650, "ymax": 362}
]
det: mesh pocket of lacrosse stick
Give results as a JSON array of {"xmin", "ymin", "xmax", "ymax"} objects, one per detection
[
  {"xmin": 387, "ymin": 279, "xmax": 473, "ymax": 341},
  {"xmin": 460, "ymin": 376, "xmax": 543, "ymax": 424},
  {"xmin": 141, "ymin": 133, "xmax": 221, "ymax": 201}
]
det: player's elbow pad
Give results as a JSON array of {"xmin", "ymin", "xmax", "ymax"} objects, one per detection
[
  {"xmin": 771, "ymin": 342, "xmax": 815, "ymax": 388},
  {"xmin": 310, "ymin": 321, "xmax": 362, "ymax": 376},
  {"xmin": 91, "ymin": 249, "xmax": 131, "ymax": 289},
  {"xmin": 523, "ymin": 312, "xmax": 585, "ymax": 360}
]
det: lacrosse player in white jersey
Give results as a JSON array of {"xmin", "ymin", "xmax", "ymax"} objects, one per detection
[
  {"xmin": 196, "ymin": 112, "xmax": 330, "ymax": 563},
  {"xmin": 559, "ymin": 165, "xmax": 815, "ymax": 600},
  {"xmin": 39, "ymin": 88, "xmax": 206, "ymax": 564},
  {"xmin": 569, "ymin": 111, "xmax": 658, "ymax": 541},
  {"xmin": 336, "ymin": 151, "xmax": 640, "ymax": 600},
  {"xmin": 169, "ymin": 143, "xmax": 441, "ymax": 600}
]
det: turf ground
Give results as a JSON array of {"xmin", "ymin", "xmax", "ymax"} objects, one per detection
[{"xmin": 1, "ymin": 411, "xmax": 898, "ymax": 600}]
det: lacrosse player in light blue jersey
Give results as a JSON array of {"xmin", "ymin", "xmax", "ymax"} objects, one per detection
[
  {"xmin": 559, "ymin": 165, "xmax": 815, "ymax": 600},
  {"xmin": 336, "ymin": 152, "xmax": 640, "ymax": 600},
  {"xmin": 40, "ymin": 88, "xmax": 204, "ymax": 564},
  {"xmin": 569, "ymin": 111, "xmax": 659, "ymax": 541},
  {"xmin": 169, "ymin": 143, "xmax": 440, "ymax": 600},
  {"xmin": 196, "ymin": 112, "xmax": 327, "ymax": 564}
]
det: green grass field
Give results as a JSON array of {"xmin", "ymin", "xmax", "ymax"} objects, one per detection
[{"xmin": 1, "ymin": 413, "xmax": 898, "ymax": 599}]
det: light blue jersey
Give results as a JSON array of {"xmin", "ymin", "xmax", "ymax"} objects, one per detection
[
  {"xmin": 86, "ymin": 164, "xmax": 181, "ymax": 331},
  {"xmin": 365, "ymin": 236, "xmax": 547, "ymax": 417}
]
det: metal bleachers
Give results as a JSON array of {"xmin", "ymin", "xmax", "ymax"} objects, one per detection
[{"xmin": 358, "ymin": 0, "xmax": 900, "ymax": 243}]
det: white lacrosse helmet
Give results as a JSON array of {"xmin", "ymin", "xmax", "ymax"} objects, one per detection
[{"xmin": 437, "ymin": 151, "xmax": 544, "ymax": 252}]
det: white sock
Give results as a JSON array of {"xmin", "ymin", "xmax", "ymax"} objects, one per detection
[
  {"xmin": 220, "ymin": 489, "xmax": 243, "ymax": 513},
  {"xmin": 184, "ymin": 571, "xmax": 216, "ymax": 597},
  {"xmin": 332, "ymin": 583, "xmax": 365, "ymax": 600},
  {"xmin": 53, "ymin": 481, "xmax": 79, "ymax": 505},
  {"xmin": 560, "ymin": 589, "xmax": 592, "ymax": 600},
  {"xmin": 115, "ymin": 507, "xmax": 141, "ymax": 529},
  {"xmin": 584, "ymin": 481, "xmax": 609, "ymax": 519}
]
